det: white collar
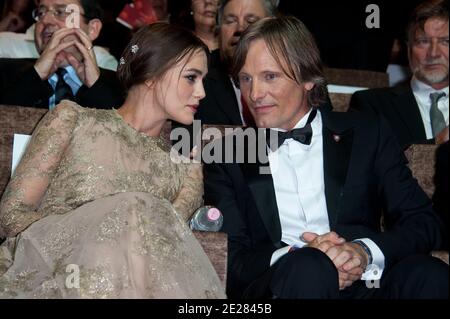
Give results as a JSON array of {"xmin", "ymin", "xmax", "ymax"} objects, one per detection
[
  {"xmin": 272, "ymin": 108, "xmax": 314, "ymax": 133},
  {"xmin": 411, "ymin": 76, "xmax": 449, "ymax": 98},
  {"xmin": 48, "ymin": 65, "xmax": 82, "ymax": 87}
]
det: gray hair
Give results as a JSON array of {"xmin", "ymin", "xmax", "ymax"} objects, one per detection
[{"xmin": 217, "ymin": 0, "xmax": 278, "ymax": 26}]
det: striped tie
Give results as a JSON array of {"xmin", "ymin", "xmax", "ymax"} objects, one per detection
[
  {"xmin": 429, "ymin": 92, "xmax": 446, "ymax": 137},
  {"xmin": 54, "ymin": 68, "xmax": 74, "ymax": 105}
]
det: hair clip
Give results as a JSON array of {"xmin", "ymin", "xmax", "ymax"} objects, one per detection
[
  {"xmin": 119, "ymin": 57, "xmax": 126, "ymax": 65},
  {"xmin": 131, "ymin": 45, "xmax": 139, "ymax": 54}
]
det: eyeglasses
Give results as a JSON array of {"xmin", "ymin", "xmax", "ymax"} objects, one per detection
[{"xmin": 32, "ymin": 5, "xmax": 87, "ymax": 22}]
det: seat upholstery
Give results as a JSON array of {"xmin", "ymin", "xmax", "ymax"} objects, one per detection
[
  {"xmin": 324, "ymin": 67, "xmax": 389, "ymax": 89},
  {"xmin": 325, "ymin": 68, "xmax": 389, "ymax": 113},
  {"xmin": 404, "ymin": 143, "xmax": 449, "ymax": 265}
]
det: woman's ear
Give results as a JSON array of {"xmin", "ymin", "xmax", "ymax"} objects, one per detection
[{"xmin": 87, "ymin": 19, "xmax": 102, "ymax": 41}]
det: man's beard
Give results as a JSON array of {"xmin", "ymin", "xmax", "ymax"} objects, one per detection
[{"xmin": 413, "ymin": 59, "xmax": 449, "ymax": 85}]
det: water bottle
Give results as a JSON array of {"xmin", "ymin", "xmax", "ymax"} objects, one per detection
[{"xmin": 189, "ymin": 206, "xmax": 223, "ymax": 232}]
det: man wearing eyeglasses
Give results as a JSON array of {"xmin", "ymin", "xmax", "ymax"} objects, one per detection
[
  {"xmin": 0, "ymin": 0, "xmax": 124, "ymax": 109},
  {"xmin": 351, "ymin": 0, "xmax": 449, "ymax": 149}
]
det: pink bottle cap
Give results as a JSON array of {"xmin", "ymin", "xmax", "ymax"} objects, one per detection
[{"xmin": 207, "ymin": 208, "xmax": 221, "ymax": 221}]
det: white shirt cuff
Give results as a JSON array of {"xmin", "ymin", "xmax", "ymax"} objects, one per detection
[
  {"xmin": 357, "ymin": 238, "xmax": 385, "ymax": 281},
  {"xmin": 270, "ymin": 246, "xmax": 292, "ymax": 266}
]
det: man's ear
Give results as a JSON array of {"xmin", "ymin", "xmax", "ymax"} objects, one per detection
[
  {"xmin": 304, "ymin": 82, "xmax": 315, "ymax": 91},
  {"xmin": 87, "ymin": 19, "xmax": 102, "ymax": 41}
]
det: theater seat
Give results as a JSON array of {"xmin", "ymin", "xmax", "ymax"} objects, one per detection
[{"xmin": 405, "ymin": 143, "xmax": 449, "ymax": 265}]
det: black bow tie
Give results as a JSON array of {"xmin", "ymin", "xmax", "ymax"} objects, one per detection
[{"xmin": 266, "ymin": 109, "xmax": 317, "ymax": 151}]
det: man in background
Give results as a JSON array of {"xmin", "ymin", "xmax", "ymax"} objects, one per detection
[
  {"xmin": 351, "ymin": 0, "xmax": 448, "ymax": 149},
  {"xmin": 0, "ymin": 0, "xmax": 123, "ymax": 109}
]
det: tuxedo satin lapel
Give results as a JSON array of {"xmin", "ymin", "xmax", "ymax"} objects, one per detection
[
  {"xmin": 392, "ymin": 85, "xmax": 427, "ymax": 141},
  {"xmin": 209, "ymin": 68, "xmax": 243, "ymax": 125},
  {"xmin": 240, "ymin": 134, "xmax": 282, "ymax": 246},
  {"xmin": 321, "ymin": 111, "xmax": 354, "ymax": 229}
]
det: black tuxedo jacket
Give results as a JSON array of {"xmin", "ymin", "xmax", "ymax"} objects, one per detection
[
  {"xmin": 0, "ymin": 58, "xmax": 124, "ymax": 109},
  {"xmin": 204, "ymin": 107, "xmax": 443, "ymax": 298},
  {"xmin": 350, "ymin": 83, "xmax": 433, "ymax": 149}
]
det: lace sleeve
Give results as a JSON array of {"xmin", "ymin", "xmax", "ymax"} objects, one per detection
[
  {"xmin": 0, "ymin": 101, "xmax": 80, "ymax": 238},
  {"xmin": 172, "ymin": 163, "xmax": 204, "ymax": 222}
]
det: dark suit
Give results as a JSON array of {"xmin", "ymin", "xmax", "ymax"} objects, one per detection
[
  {"xmin": 350, "ymin": 83, "xmax": 433, "ymax": 149},
  {"xmin": 0, "ymin": 58, "xmax": 124, "ymax": 109},
  {"xmin": 204, "ymin": 107, "xmax": 445, "ymax": 298}
]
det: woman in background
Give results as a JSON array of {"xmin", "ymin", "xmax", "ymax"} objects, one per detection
[{"xmin": 171, "ymin": 0, "xmax": 220, "ymax": 66}]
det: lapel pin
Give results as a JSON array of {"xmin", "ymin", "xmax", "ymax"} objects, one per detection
[{"xmin": 333, "ymin": 134, "xmax": 341, "ymax": 142}]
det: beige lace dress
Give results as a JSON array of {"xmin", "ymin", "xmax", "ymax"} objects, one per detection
[{"xmin": 0, "ymin": 101, "xmax": 225, "ymax": 298}]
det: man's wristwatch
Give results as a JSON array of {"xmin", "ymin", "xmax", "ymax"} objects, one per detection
[{"xmin": 351, "ymin": 240, "xmax": 373, "ymax": 266}]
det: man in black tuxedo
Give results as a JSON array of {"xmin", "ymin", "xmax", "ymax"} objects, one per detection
[
  {"xmin": 204, "ymin": 16, "xmax": 448, "ymax": 299},
  {"xmin": 350, "ymin": 0, "xmax": 448, "ymax": 149},
  {"xmin": 0, "ymin": 0, "xmax": 124, "ymax": 109}
]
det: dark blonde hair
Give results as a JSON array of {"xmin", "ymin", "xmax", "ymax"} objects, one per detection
[
  {"xmin": 117, "ymin": 23, "xmax": 209, "ymax": 92},
  {"xmin": 232, "ymin": 16, "xmax": 328, "ymax": 107}
]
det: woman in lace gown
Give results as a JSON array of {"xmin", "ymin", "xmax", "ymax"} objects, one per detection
[{"xmin": 0, "ymin": 23, "xmax": 225, "ymax": 298}]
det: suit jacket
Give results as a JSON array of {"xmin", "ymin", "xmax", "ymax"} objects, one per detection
[
  {"xmin": 350, "ymin": 83, "xmax": 433, "ymax": 149},
  {"xmin": 0, "ymin": 58, "xmax": 124, "ymax": 109},
  {"xmin": 204, "ymin": 107, "xmax": 443, "ymax": 298}
]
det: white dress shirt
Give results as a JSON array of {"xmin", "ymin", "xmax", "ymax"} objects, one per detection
[
  {"xmin": 268, "ymin": 109, "xmax": 384, "ymax": 280},
  {"xmin": 411, "ymin": 77, "xmax": 449, "ymax": 139}
]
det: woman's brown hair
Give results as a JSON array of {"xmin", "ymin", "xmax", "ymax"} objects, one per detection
[{"xmin": 117, "ymin": 22, "xmax": 209, "ymax": 92}]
